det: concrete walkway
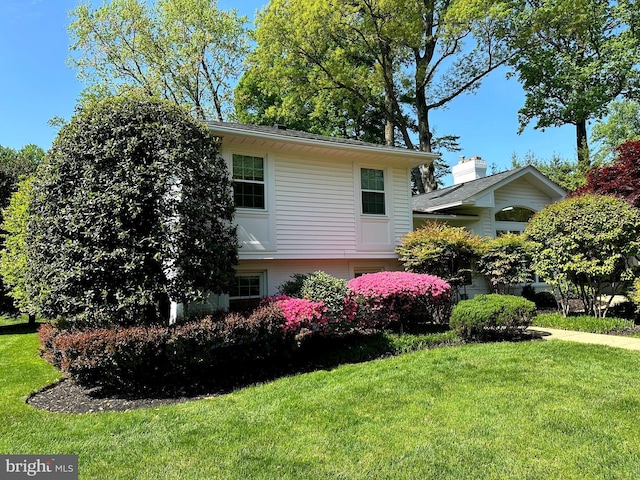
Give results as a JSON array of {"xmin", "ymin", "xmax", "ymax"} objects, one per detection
[{"xmin": 528, "ymin": 326, "xmax": 640, "ymax": 351}]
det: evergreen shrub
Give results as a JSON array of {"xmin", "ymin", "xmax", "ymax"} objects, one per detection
[{"xmin": 450, "ymin": 294, "xmax": 536, "ymax": 340}]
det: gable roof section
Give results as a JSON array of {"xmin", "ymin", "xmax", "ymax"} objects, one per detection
[
  {"xmin": 413, "ymin": 165, "xmax": 566, "ymax": 213},
  {"xmin": 207, "ymin": 121, "xmax": 439, "ymax": 167}
]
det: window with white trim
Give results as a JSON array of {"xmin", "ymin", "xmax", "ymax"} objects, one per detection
[
  {"xmin": 229, "ymin": 272, "xmax": 265, "ymax": 312},
  {"xmin": 232, "ymin": 154, "xmax": 265, "ymax": 209},
  {"xmin": 361, "ymin": 168, "xmax": 385, "ymax": 215}
]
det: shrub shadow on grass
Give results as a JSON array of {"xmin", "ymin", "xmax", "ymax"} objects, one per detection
[{"xmin": 0, "ymin": 321, "xmax": 41, "ymax": 336}]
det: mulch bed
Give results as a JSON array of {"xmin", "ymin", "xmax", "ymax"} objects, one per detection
[{"xmin": 27, "ymin": 378, "xmax": 213, "ymax": 414}]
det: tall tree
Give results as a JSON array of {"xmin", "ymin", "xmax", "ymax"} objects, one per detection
[
  {"xmin": 237, "ymin": 0, "xmax": 512, "ymax": 192},
  {"xmin": 0, "ymin": 144, "xmax": 43, "ymax": 316},
  {"xmin": 508, "ymin": 0, "xmax": 640, "ymax": 171},
  {"xmin": 69, "ymin": 0, "xmax": 250, "ymax": 121},
  {"xmin": 591, "ymin": 100, "xmax": 640, "ymax": 163}
]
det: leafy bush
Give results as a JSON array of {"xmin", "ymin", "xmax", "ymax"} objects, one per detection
[
  {"xmin": 525, "ymin": 194, "xmax": 640, "ymax": 317},
  {"xmin": 450, "ymin": 294, "xmax": 536, "ymax": 340},
  {"xmin": 521, "ymin": 285, "xmax": 557, "ymax": 310},
  {"xmin": 300, "ymin": 271, "xmax": 348, "ymax": 318},
  {"xmin": 38, "ymin": 309, "xmax": 290, "ymax": 392},
  {"xmin": 396, "ymin": 222, "xmax": 480, "ymax": 287},
  {"xmin": 476, "ymin": 234, "xmax": 533, "ymax": 294},
  {"xmin": 347, "ymin": 271, "xmax": 452, "ymax": 329},
  {"xmin": 277, "ymin": 273, "xmax": 309, "ymax": 297},
  {"xmin": 26, "ymin": 97, "xmax": 237, "ymax": 328}
]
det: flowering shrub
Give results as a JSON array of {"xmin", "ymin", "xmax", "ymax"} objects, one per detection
[
  {"xmin": 276, "ymin": 297, "xmax": 327, "ymax": 342},
  {"xmin": 347, "ymin": 271, "xmax": 452, "ymax": 328}
]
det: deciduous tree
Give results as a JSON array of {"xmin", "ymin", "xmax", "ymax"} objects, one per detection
[
  {"xmin": 571, "ymin": 140, "xmax": 640, "ymax": 208},
  {"xmin": 238, "ymin": 0, "xmax": 512, "ymax": 192},
  {"xmin": 508, "ymin": 0, "xmax": 640, "ymax": 171},
  {"xmin": 69, "ymin": 0, "xmax": 250, "ymax": 120}
]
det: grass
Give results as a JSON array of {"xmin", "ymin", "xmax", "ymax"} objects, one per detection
[
  {"xmin": 533, "ymin": 312, "xmax": 637, "ymax": 334},
  {"xmin": 3, "ymin": 326, "xmax": 640, "ymax": 479}
]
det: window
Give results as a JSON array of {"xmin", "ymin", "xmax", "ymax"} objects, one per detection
[
  {"xmin": 361, "ymin": 168, "xmax": 385, "ymax": 215},
  {"xmin": 232, "ymin": 275, "xmax": 262, "ymax": 298},
  {"xmin": 229, "ymin": 272, "xmax": 265, "ymax": 312},
  {"xmin": 495, "ymin": 206, "xmax": 535, "ymax": 222},
  {"xmin": 232, "ymin": 154, "xmax": 265, "ymax": 209}
]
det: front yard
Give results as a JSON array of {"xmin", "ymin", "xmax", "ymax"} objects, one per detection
[{"xmin": 3, "ymin": 328, "xmax": 640, "ymax": 479}]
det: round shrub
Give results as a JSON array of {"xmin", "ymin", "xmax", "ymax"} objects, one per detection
[
  {"xmin": 450, "ymin": 294, "xmax": 536, "ymax": 340},
  {"xmin": 347, "ymin": 271, "xmax": 452, "ymax": 329}
]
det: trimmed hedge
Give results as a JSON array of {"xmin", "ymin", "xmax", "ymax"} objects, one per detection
[
  {"xmin": 450, "ymin": 294, "xmax": 536, "ymax": 340},
  {"xmin": 38, "ymin": 307, "xmax": 290, "ymax": 392}
]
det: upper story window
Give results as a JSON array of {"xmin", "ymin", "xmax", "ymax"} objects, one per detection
[
  {"xmin": 232, "ymin": 154, "xmax": 265, "ymax": 209},
  {"xmin": 361, "ymin": 168, "xmax": 385, "ymax": 215}
]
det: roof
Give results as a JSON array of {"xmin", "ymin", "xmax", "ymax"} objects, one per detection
[
  {"xmin": 413, "ymin": 166, "xmax": 566, "ymax": 213},
  {"xmin": 207, "ymin": 121, "xmax": 439, "ymax": 165}
]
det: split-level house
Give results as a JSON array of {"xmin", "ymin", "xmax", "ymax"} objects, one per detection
[
  {"xmin": 177, "ymin": 122, "xmax": 438, "ymax": 316},
  {"xmin": 412, "ymin": 155, "xmax": 567, "ymax": 297}
]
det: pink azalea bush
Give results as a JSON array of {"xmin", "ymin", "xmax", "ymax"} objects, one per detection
[{"xmin": 347, "ymin": 271, "xmax": 452, "ymax": 328}]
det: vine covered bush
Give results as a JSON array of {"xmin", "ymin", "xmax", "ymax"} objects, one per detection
[
  {"xmin": 347, "ymin": 271, "xmax": 452, "ymax": 329},
  {"xmin": 449, "ymin": 294, "xmax": 536, "ymax": 340}
]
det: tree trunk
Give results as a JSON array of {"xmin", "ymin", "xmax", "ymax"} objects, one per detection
[
  {"xmin": 415, "ymin": 80, "xmax": 437, "ymax": 192},
  {"xmin": 576, "ymin": 119, "xmax": 590, "ymax": 173},
  {"xmin": 28, "ymin": 313, "xmax": 36, "ymax": 325}
]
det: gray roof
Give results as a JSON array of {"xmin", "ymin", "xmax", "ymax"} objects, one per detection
[
  {"xmin": 413, "ymin": 166, "xmax": 567, "ymax": 212},
  {"xmin": 207, "ymin": 121, "xmax": 429, "ymax": 154}
]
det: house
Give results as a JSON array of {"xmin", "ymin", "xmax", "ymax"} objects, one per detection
[
  {"xmin": 412, "ymin": 155, "xmax": 567, "ymax": 297},
  {"xmin": 175, "ymin": 122, "xmax": 438, "ymax": 316}
]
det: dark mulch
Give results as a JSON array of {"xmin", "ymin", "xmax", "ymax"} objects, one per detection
[{"xmin": 27, "ymin": 378, "xmax": 214, "ymax": 414}]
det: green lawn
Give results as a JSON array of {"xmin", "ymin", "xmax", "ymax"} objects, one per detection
[{"xmin": 3, "ymin": 330, "xmax": 640, "ymax": 479}]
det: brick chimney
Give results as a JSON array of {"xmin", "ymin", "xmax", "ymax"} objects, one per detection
[{"xmin": 452, "ymin": 156, "xmax": 487, "ymax": 185}]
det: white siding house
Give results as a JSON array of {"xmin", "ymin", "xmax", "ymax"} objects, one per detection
[
  {"xmin": 412, "ymin": 156, "xmax": 567, "ymax": 298},
  {"xmin": 175, "ymin": 122, "xmax": 438, "ymax": 317}
]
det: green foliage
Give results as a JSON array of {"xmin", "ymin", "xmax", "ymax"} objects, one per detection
[
  {"xmin": 525, "ymin": 194, "xmax": 640, "ymax": 317},
  {"xmin": 521, "ymin": 286, "xmax": 557, "ymax": 310},
  {"xmin": 239, "ymin": 0, "xmax": 512, "ymax": 192},
  {"xmin": 26, "ymin": 97, "xmax": 238, "ymax": 327},
  {"xmin": 396, "ymin": 222, "xmax": 480, "ymax": 286},
  {"xmin": 507, "ymin": 0, "xmax": 640, "ymax": 168},
  {"xmin": 69, "ymin": 0, "xmax": 250, "ymax": 120},
  {"xmin": 300, "ymin": 271, "xmax": 349, "ymax": 320},
  {"xmin": 591, "ymin": 100, "xmax": 640, "ymax": 164},
  {"xmin": 510, "ymin": 151, "xmax": 584, "ymax": 191},
  {"xmin": 533, "ymin": 313, "xmax": 634, "ymax": 334},
  {"xmin": 0, "ymin": 177, "xmax": 36, "ymax": 316},
  {"xmin": 39, "ymin": 309, "xmax": 290, "ymax": 393},
  {"xmin": 476, "ymin": 234, "xmax": 533, "ymax": 294},
  {"xmin": 450, "ymin": 294, "xmax": 536, "ymax": 340},
  {"xmin": 277, "ymin": 273, "xmax": 309, "ymax": 297}
]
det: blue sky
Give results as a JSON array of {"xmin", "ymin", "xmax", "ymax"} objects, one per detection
[{"xmin": 0, "ymin": 0, "xmax": 580, "ymax": 185}]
